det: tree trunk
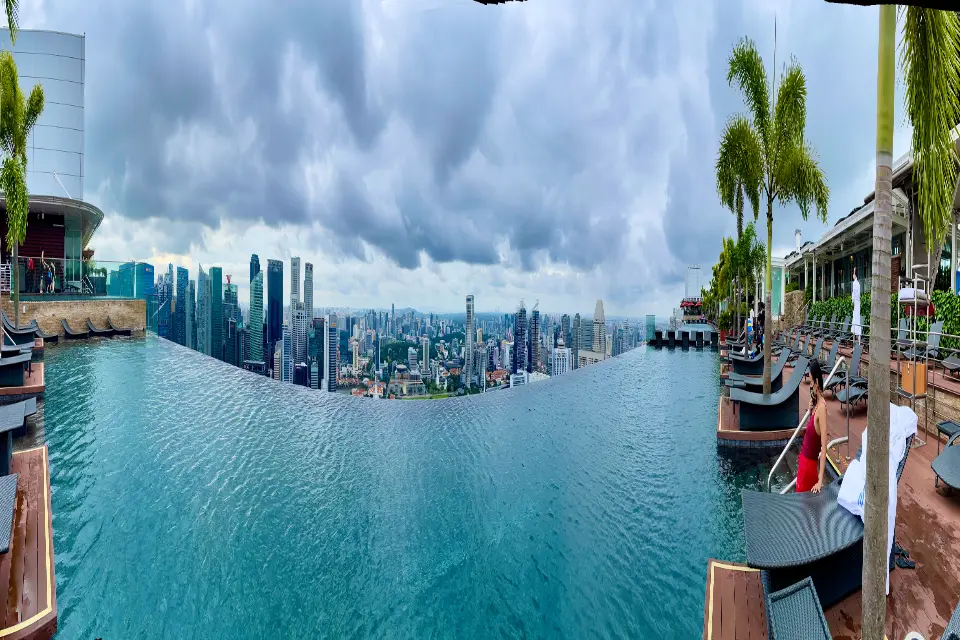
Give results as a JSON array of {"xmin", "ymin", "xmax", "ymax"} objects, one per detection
[
  {"xmin": 762, "ymin": 199, "xmax": 773, "ymax": 395},
  {"xmin": 863, "ymin": 7, "xmax": 895, "ymax": 639},
  {"xmin": 12, "ymin": 243, "xmax": 18, "ymax": 328}
]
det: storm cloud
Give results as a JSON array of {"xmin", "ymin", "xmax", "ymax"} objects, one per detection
[{"xmin": 19, "ymin": 0, "xmax": 886, "ymax": 314}]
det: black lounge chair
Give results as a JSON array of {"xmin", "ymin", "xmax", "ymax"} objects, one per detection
[
  {"xmin": 0, "ymin": 399, "xmax": 35, "ymax": 475},
  {"xmin": 812, "ymin": 314, "xmax": 836, "ymax": 338},
  {"xmin": 895, "ymin": 318, "xmax": 914, "ymax": 352},
  {"xmin": 730, "ymin": 350, "xmax": 764, "ymax": 376},
  {"xmin": 61, "ymin": 319, "xmax": 89, "ymax": 339},
  {"xmin": 28, "ymin": 321, "xmax": 58, "ymax": 344},
  {"xmin": 825, "ymin": 343, "xmax": 862, "ymax": 396},
  {"xmin": 1, "ymin": 316, "xmax": 36, "ymax": 347},
  {"xmin": 730, "ymin": 357, "xmax": 808, "ymax": 431},
  {"xmin": 108, "ymin": 316, "xmax": 133, "ymax": 336},
  {"xmin": 903, "ymin": 320, "xmax": 944, "ymax": 364},
  {"xmin": 0, "ymin": 352, "xmax": 31, "ymax": 387},
  {"xmin": 817, "ymin": 340, "xmax": 839, "ymax": 373},
  {"xmin": 0, "ymin": 473, "xmax": 17, "ymax": 554},
  {"xmin": 742, "ymin": 433, "xmax": 913, "ymax": 611},
  {"xmin": 86, "ymin": 318, "xmax": 115, "ymax": 337},
  {"xmin": 726, "ymin": 349, "xmax": 790, "ymax": 393},
  {"xmin": 945, "ymin": 601, "xmax": 960, "ymax": 640},
  {"xmin": 808, "ymin": 337, "xmax": 825, "ymax": 364},
  {"xmin": 932, "ymin": 431, "xmax": 960, "ymax": 489},
  {"xmin": 786, "ymin": 335, "xmax": 809, "ymax": 365},
  {"xmin": 762, "ymin": 575, "xmax": 831, "ymax": 640}
]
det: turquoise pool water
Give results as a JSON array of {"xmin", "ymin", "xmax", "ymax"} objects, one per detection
[{"xmin": 34, "ymin": 337, "xmax": 764, "ymax": 638}]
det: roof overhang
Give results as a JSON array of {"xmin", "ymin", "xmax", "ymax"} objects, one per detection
[{"xmin": 0, "ymin": 195, "xmax": 104, "ymax": 248}]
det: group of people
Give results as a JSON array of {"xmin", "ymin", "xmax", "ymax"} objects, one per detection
[{"xmin": 26, "ymin": 252, "xmax": 56, "ymax": 294}]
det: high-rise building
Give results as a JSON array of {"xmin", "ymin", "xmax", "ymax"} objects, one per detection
[
  {"xmin": 210, "ymin": 267, "xmax": 224, "ymax": 361},
  {"xmin": 581, "ymin": 317, "xmax": 594, "ymax": 357},
  {"xmin": 249, "ymin": 254, "xmax": 260, "ymax": 286},
  {"xmin": 267, "ymin": 259, "xmax": 283, "ymax": 359},
  {"xmin": 561, "ymin": 314, "xmax": 571, "ymax": 350},
  {"xmin": 324, "ymin": 313, "xmax": 338, "ymax": 392},
  {"xmin": 304, "ymin": 263, "xmax": 313, "ymax": 320},
  {"xmin": 310, "ymin": 317, "xmax": 326, "ymax": 384},
  {"xmin": 572, "ymin": 313, "xmax": 581, "ymax": 370},
  {"xmin": 174, "ymin": 267, "xmax": 188, "ymax": 346},
  {"xmin": 282, "ymin": 325, "xmax": 293, "ymax": 382},
  {"xmin": 513, "ymin": 303, "xmax": 527, "ymax": 375},
  {"xmin": 249, "ymin": 271, "xmax": 264, "ymax": 364},
  {"xmin": 645, "ymin": 315, "xmax": 656, "ymax": 341},
  {"xmin": 421, "ymin": 335, "xmax": 430, "ymax": 373},
  {"xmin": 186, "ymin": 279, "xmax": 196, "ymax": 350},
  {"xmin": 552, "ymin": 335, "xmax": 571, "ymax": 376},
  {"xmin": 464, "ymin": 295, "xmax": 475, "ymax": 388},
  {"xmin": 592, "ymin": 300, "xmax": 606, "ymax": 357},
  {"xmin": 290, "ymin": 256, "xmax": 301, "ymax": 309},
  {"xmin": 292, "ymin": 306, "xmax": 309, "ymax": 367},
  {"xmin": 197, "ymin": 267, "xmax": 210, "ymax": 355},
  {"xmin": 528, "ymin": 304, "xmax": 540, "ymax": 373},
  {"xmin": 310, "ymin": 360, "xmax": 319, "ymax": 390},
  {"xmin": 272, "ymin": 347, "xmax": 282, "ymax": 381}
]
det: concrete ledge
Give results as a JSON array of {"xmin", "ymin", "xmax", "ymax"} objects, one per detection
[{"xmin": 1, "ymin": 297, "xmax": 145, "ymax": 336}]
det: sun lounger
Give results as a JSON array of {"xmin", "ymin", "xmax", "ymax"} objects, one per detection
[
  {"xmin": 945, "ymin": 600, "xmax": 960, "ymax": 640},
  {"xmin": 86, "ymin": 318, "xmax": 115, "ymax": 337},
  {"xmin": 730, "ymin": 357, "xmax": 808, "ymax": 431},
  {"xmin": 0, "ymin": 352, "xmax": 31, "ymax": 387},
  {"xmin": 730, "ymin": 350, "xmax": 765, "ymax": 376},
  {"xmin": 786, "ymin": 335, "xmax": 809, "ymax": 364},
  {"xmin": 825, "ymin": 343, "xmax": 862, "ymax": 396},
  {"xmin": 726, "ymin": 350, "xmax": 790, "ymax": 393},
  {"xmin": 895, "ymin": 318, "xmax": 915, "ymax": 352},
  {"xmin": 742, "ymin": 433, "xmax": 913, "ymax": 610},
  {"xmin": 903, "ymin": 320, "xmax": 945, "ymax": 364},
  {"xmin": 808, "ymin": 337, "xmax": 825, "ymax": 364},
  {"xmin": 108, "ymin": 316, "xmax": 133, "ymax": 336},
  {"xmin": 0, "ymin": 473, "xmax": 17, "ymax": 554},
  {"xmin": 1, "ymin": 319, "xmax": 36, "ymax": 347},
  {"xmin": 28, "ymin": 322, "xmax": 58, "ymax": 344},
  {"xmin": 762, "ymin": 575, "xmax": 831, "ymax": 640},
  {"xmin": 0, "ymin": 400, "xmax": 33, "ymax": 476},
  {"xmin": 61, "ymin": 319, "xmax": 89, "ymax": 339},
  {"xmin": 817, "ymin": 341, "xmax": 839, "ymax": 373},
  {"xmin": 932, "ymin": 432, "xmax": 960, "ymax": 490}
]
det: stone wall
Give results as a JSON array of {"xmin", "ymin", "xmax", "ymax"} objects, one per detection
[
  {"xmin": 783, "ymin": 290, "xmax": 804, "ymax": 328},
  {"xmin": 0, "ymin": 297, "xmax": 145, "ymax": 336}
]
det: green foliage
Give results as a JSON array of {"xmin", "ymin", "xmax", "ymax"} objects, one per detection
[
  {"xmin": 718, "ymin": 310, "xmax": 733, "ymax": 332},
  {"xmin": 932, "ymin": 290, "xmax": 960, "ymax": 352},
  {"xmin": 785, "ymin": 281, "xmax": 800, "ymax": 293},
  {"xmin": 803, "ymin": 286, "xmax": 812, "ymax": 307}
]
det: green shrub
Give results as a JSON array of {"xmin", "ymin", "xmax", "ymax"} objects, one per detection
[
  {"xmin": 785, "ymin": 281, "xmax": 800, "ymax": 293},
  {"xmin": 932, "ymin": 290, "xmax": 960, "ymax": 352}
]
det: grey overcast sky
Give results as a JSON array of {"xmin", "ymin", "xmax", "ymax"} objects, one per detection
[{"xmin": 20, "ymin": 0, "xmax": 911, "ymax": 317}]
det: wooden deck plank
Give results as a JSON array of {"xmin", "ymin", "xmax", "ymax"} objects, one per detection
[
  {"xmin": 21, "ymin": 452, "xmax": 38, "ymax": 621},
  {"xmin": 717, "ymin": 566, "xmax": 736, "ymax": 640},
  {"xmin": 0, "ymin": 363, "xmax": 44, "ymax": 398}
]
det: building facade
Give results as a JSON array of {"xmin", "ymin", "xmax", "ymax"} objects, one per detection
[
  {"xmin": 210, "ymin": 267, "xmax": 223, "ymax": 361},
  {"xmin": 325, "ymin": 313, "xmax": 338, "ymax": 392},
  {"xmin": 592, "ymin": 300, "xmax": 606, "ymax": 358},
  {"xmin": 304, "ymin": 262, "xmax": 313, "ymax": 320},
  {"xmin": 464, "ymin": 295, "xmax": 475, "ymax": 387},
  {"xmin": 249, "ymin": 271, "xmax": 264, "ymax": 364},
  {"xmin": 267, "ymin": 259, "xmax": 283, "ymax": 357},
  {"xmin": 514, "ymin": 303, "xmax": 527, "ymax": 375}
]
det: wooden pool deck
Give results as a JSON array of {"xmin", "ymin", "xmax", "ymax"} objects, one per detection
[
  {"xmin": 0, "ymin": 446, "xmax": 56, "ymax": 640},
  {"xmin": 707, "ymin": 349, "xmax": 960, "ymax": 639},
  {"xmin": 0, "ymin": 363, "xmax": 44, "ymax": 402}
]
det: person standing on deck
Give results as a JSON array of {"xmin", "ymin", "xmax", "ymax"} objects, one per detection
[
  {"xmin": 756, "ymin": 302, "xmax": 765, "ymax": 349},
  {"xmin": 851, "ymin": 267, "xmax": 861, "ymax": 344},
  {"xmin": 797, "ymin": 360, "xmax": 829, "ymax": 493}
]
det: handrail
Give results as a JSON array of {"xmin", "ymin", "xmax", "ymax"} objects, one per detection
[{"xmin": 766, "ymin": 354, "xmax": 847, "ymax": 492}]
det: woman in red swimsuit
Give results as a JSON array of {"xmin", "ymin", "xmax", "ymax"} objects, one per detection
[{"xmin": 797, "ymin": 360, "xmax": 829, "ymax": 493}]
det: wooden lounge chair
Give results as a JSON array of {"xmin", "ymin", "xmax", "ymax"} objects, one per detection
[
  {"xmin": 730, "ymin": 357, "xmax": 808, "ymax": 431},
  {"xmin": 726, "ymin": 350, "xmax": 790, "ymax": 393},
  {"xmin": 107, "ymin": 316, "xmax": 133, "ymax": 336},
  {"xmin": 741, "ymin": 433, "xmax": 913, "ymax": 611},
  {"xmin": 61, "ymin": 319, "xmax": 89, "ymax": 340},
  {"xmin": 86, "ymin": 318, "xmax": 115, "ymax": 338}
]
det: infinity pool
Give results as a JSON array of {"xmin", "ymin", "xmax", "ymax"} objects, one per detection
[{"xmin": 34, "ymin": 336, "xmax": 758, "ymax": 638}]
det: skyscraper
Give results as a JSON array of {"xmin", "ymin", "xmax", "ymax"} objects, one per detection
[
  {"xmin": 210, "ymin": 267, "xmax": 223, "ymax": 361},
  {"xmin": 592, "ymin": 300, "xmax": 606, "ymax": 357},
  {"xmin": 267, "ymin": 259, "xmax": 283, "ymax": 358},
  {"xmin": 222, "ymin": 279, "xmax": 239, "ymax": 366},
  {"xmin": 421, "ymin": 335, "xmax": 430, "ymax": 374},
  {"xmin": 528, "ymin": 304, "xmax": 540, "ymax": 373},
  {"xmin": 552, "ymin": 335, "xmax": 571, "ymax": 376},
  {"xmin": 513, "ymin": 302, "xmax": 527, "ymax": 375},
  {"xmin": 290, "ymin": 256, "xmax": 301, "ymax": 309},
  {"xmin": 174, "ymin": 267, "xmax": 188, "ymax": 346},
  {"xmin": 186, "ymin": 279, "xmax": 196, "ymax": 350},
  {"xmin": 249, "ymin": 271, "xmax": 264, "ymax": 363},
  {"xmin": 304, "ymin": 262, "xmax": 313, "ymax": 320},
  {"xmin": 324, "ymin": 313, "xmax": 338, "ymax": 392},
  {"xmin": 249, "ymin": 254, "xmax": 260, "ymax": 285},
  {"xmin": 572, "ymin": 313, "xmax": 581, "ymax": 370},
  {"xmin": 561, "ymin": 314, "xmax": 571, "ymax": 350},
  {"xmin": 282, "ymin": 325, "xmax": 293, "ymax": 382},
  {"xmin": 464, "ymin": 295, "xmax": 475, "ymax": 388},
  {"xmin": 197, "ymin": 267, "xmax": 210, "ymax": 355},
  {"xmin": 292, "ymin": 306, "xmax": 309, "ymax": 366}
]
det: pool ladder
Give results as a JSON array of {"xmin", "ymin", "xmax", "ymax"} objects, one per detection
[{"xmin": 766, "ymin": 355, "xmax": 848, "ymax": 494}]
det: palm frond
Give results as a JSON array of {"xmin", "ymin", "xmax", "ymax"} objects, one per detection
[
  {"xmin": 727, "ymin": 38, "xmax": 771, "ymax": 150},
  {"xmin": 772, "ymin": 59, "xmax": 807, "ymax": 170},
  {"xmin": 777, "ymin": 142, "xmax": 830, "ymax": 223},
  {"xmin": 716, "ymin": 114, "xmax": 763, "ymax": 226},
  {"xmin": 4, "ymin": 0, "xmax": 16, "ymax": 45},
  {"xmin": 1, "ymin": 156, "xmax": 26, "ymax": 249},
  {"xmin": 901, "ymin": 7, "xmax": 960, "ymax": 252},
  {"xmin": 22, "ymin": 84, "xmax": 44, "ymax": 164}
]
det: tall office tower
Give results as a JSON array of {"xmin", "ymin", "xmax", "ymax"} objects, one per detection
[
  {"xmin": 282, "ymin": 325, "xmax": 293, "ymax": 382},
  {"xmin": 581, "ymin": 318, "xmax": 593, "ymax": 356},
  {"xmin": 502, "ymin": 341, "xmax": 512, "ymax": 372},
  {"xmin": 197, "ymin": 268, "xmax": 209, "ymax": 355},
  {"xmin": 224, "ymin": 316, "xmax": 239, "ymax": 367},
  {"xmin": 290, "ymin": 256, "xmax": 301, "ymax": 309},
  {"xmin": 572, "ymin": 313, "xmax": 581, "ymax": 370},
  {"xmin": 421, "ymin": 335, "xmax": 430, "ymax": 373},
  {"xmin": 292, "ymin": 306, "xmax": 309, "ymax": 366},
  {"xmin": 324, "ymin": 313, "xmax": 338, "ymax": 392},
  {"xmin": 303, "ymin": 262, "xmax": 313, "ymax": 320},
  {"xmin": 310, "ymin": 360, "xmax": 319, "ymax": 389},
  {"xmin": 166, "ymin": 263, "xmax": 173, "ymax": 291},
  {"xmin": 552, "ymin": 335, "xmax": 571, "ymax": 376},
  {"xmin": 173, "ymin": 267, "xmax": 188, "ymax": 345},
  {"xmin": 186, "ymin": 280, "xmax": 196, "ymax": 350},
  {"xmin": 513, "ymin": 302, "xmax": 527, "ymax": 375},
  {"xmin": 561, "ymin": 314, "xmax": 571, "ymax": 350},
  {"xmin": 311, "ymin": 317, "xmax": 326, "ymax": 383},
  {"xmin": 408, "ymin": 346, "xmax": 418, "ymax": 371},
  {"xmin": 266, "ymin": 259, "xmax": 283, "ymax": 358},
  {"xmin": 391, "ymin": 303, "xmax": 395, "ymax": 335},
  {"xmin": 528, "ymin": 305, "xmax": 541, "ymax": 373},
  {"xmin": 156, "ymin": 276, "xmax": 171, "ymax": 338},
  {"xmin": 210, "ymin": 267, "xmax": 224, "ymax": 361},
  {"xmin": 249, "ymin": 271, "xmax": 264, "ymax": 363},
  {"xmin": 249, "ymin": 254, "xmax": 260, "ymax": 285},
  {"xmin": 592, "ymin": 300, "xmax": 606, "ymax": 358},
  {"xmin": 464, "ymin": 295, "xmax": 475, "ymax": 388},
  {"xmin": 273, "ymin": 347, "xmax": 282, "ymax": 380}
]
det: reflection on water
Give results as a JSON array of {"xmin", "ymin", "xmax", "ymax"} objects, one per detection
[{"xmin": 39, "ymin": 337, "xmax": 752, "ymax": 638}]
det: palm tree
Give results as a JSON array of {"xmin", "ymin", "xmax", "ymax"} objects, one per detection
[
  {"xmin": 719, "ymin": 38, "xmax": 829, "ymax": 395},
  {"xmin": 0, "ymin": 52, "xmax": 42, "ymax": 328},
  {"xmin": 717, "ymin": 116, "xmax": 761, "ymax": 239}
]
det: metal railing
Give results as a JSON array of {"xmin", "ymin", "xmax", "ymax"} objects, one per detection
[
  {"xmin": 4, "ymin": 257, "xmax": 153, "ymax": 299},
  {"xmin": 765, "ymin": 355, "xmax": 847, "ymax": 492}
]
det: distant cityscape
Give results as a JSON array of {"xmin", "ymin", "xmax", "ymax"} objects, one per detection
[{"xmin": 130, "ymin": 255, "xmax": 658, "ymax": 398}]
